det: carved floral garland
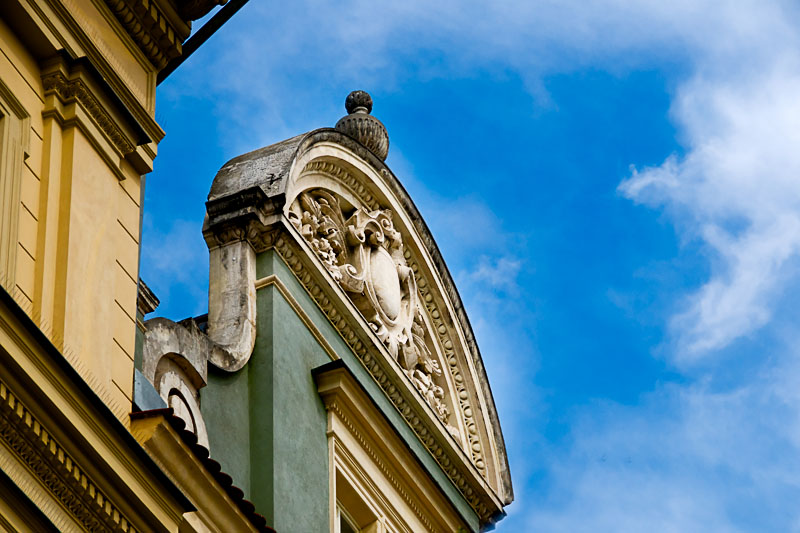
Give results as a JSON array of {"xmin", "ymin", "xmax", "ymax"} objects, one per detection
[
  {"xmin": 297, "ymin": 162, "xmax": 488, "ymax": 474},
  {"xmin": 297, "ymin": 161, "xmax": 487, "ymax": 473},
  {"xmin": 288, "ymin": 190, "xmax": 457, "ymax": 437}
]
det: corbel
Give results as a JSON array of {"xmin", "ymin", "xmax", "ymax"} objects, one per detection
[{"xmin": 39, "ymin": 52, "xmax": 153, "ymax": 177}]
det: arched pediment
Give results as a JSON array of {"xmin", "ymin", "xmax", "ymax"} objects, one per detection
[{"xmin": 205, "ymin": 127, "xmax": 513, "ymax": 522}]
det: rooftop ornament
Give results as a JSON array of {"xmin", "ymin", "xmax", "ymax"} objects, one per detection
[{"xmin": 335, "ymin": 90, "xmax": 390, "ymax": 161}]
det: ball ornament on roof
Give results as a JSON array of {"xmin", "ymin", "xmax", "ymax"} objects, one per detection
[{"xmin": 335, "ymin": 90, "xmax": 389, "ymax": 161}]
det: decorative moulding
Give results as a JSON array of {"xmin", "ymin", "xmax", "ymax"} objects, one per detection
[
  {"xmin": 271, "ymin": 225, "xmax": 503, "ymax": 523},
  {"xmin": 0, "ymin": 380, "xmax": 139, "ymax": 532},
  {"xmin": 0, "ymin": 285, "xmax": 193, "ymax": 532},
  {"xmin": 42, "ymin": 69, "xmax": 135, "ymax": 155},
  {"xmin": 131, "ymin": 410, "xmax": 272, "ymax": 532},
  {"xmin": 314, "ymin": 361, "xmax": 472, "ymax": 532},
  {"xmin": 103, "ymin": 0, "xmax": 191, "ymax": 69},
  {"xmin": 39, "ymin": 53, "xmax": 157, "ymax": 176}
]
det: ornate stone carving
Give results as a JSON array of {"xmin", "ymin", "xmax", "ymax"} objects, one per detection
[
  {"xmin": 408, "ymin": 252, "xmax": 487, "ymax": 472},
  {"xmin": 289, "ymin": 190, "xmax": 456, "ymax": 435},
  {"xmin": 300, "ymin": 158, "xmax": 487, "ymax": 472},
  {"xmin": 104, "ymin": 0, "xmax": 190, "ymax": 69},
  {"xmin": 42, "ymin": 71, "xmax": 136, "ymax": 156},
  {"xmin": 0, "ymin": 380, "xmax": 138, "ymax": 532}
]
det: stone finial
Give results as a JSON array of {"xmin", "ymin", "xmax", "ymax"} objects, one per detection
[
  {"xmin": 345, "ymin": 90, "xmax": 373, "ymax": 114},
  {"xmin": 335, "ymin": 90, "xmax": 389, "ymax": 161}
]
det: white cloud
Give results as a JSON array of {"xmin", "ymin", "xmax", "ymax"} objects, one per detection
[
  {"xmin": 469, "ymin": 255, "xmax": 522, "ymax": 292},
  {"xmin": 620, "ymin": 25, "xmax": 800, "ymax": 359},
  {"xmin": 526, "ymin": 350, "xmax": 800, "ymax": 532},
  {"xmin": 539, "ymin": 1, "xmax": 800, "ymax": 531}
]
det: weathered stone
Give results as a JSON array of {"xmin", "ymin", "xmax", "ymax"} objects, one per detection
[
  {"xmin": 207, "ymin": 239, "xmax": 257, "ymax": 372},
  {"xmin": 335, "ymin": 90, "xmax": 389, "ymax": 160}
]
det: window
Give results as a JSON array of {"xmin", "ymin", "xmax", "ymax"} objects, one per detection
[
  {"xmin": 0, "ymin": 78, "xmax": 30, "ymax": 289},
  {"xmin": 337, "ymin": 506, "xmax": 359, "ymax": 533}
]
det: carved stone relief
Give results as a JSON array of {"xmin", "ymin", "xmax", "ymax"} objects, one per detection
[
  {"xmin": 289, "ymin": 189, "xmax": 458, "ymax": 438},
  {"xmin": 293, "ymin": 161, "xmax": 487, "ymax": 474}
]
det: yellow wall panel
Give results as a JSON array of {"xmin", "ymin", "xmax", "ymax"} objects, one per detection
[
  {"xmin": 61, "ymin": 129, "xmax": 116, "ymax": 377},
  {"xmin": 113, "ymin": 270, "xmax": 137, "ymax": 358},
  {"xmin": 21, "ymin": 163, "xmax": 40, "ymax": 219},
  {"xmin": 115, "ymin": 222, "xmax": 140, "ymax": 286},
  {"xmin": 26, "ymin": 130, "xmax": 43, "ymax": 174},
  {"xmin": 116, "ymin": 182, "xmax": 141, "ymax": 244},
  {"xmin": 0, "ymin": 23, "xmax": 43, "ymax": 137},
  {"xmin": 0, "ymin": 17, "xmax": 41, "ymax": 90},
  {"xmin": 110, "ymin": 338, "xmax": 134, "ymax": 402},
  {"xmin": 14, "ymin": 243, "xmax": 34, "ymax": 302},
  {"xmin": 17, "ymin": 201, "xmax": 37, "ymax": 258},
  {"xmin": 114, "ymin": 259, "xmax": 138, "ymax": 308},
  {"xmin": 118, "ymin": 165, "xmax": 142, "ymax": 205}
]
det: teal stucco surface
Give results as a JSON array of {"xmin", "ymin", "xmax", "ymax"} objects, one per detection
[
  {"xmin": 250, "ymin": 267, "xmax": 331, "ymax": 531},
  {"xmin": 201, "ymin": 249, "xmax": 480, "ymax": 532},
  {"xmin": 202, "ymin": 250, "xmax": 331, "ymax": 532}
]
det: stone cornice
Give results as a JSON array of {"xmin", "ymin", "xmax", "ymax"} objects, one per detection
[
  {"xmin": 103, "ymin": 0, "xmax": 191, "ymax": 70},
  {"xmin": 131, "ymin": 413, "xmax": 264, "ymax": 532},
  {"xmin": 202, "ymin": 190, "xmax": 506, "ymax": 524},
  {"xmin": 0, "ymin": 282, "xmax": 192, "ymax": 532},
  {"xmin": 204, "ymin": 166, "xmax": 488, "ymax": 481},
  {"xmin": 137, "ymin": 279, "xmax": 160, "ymax": 316},
  {"xmin": 0, "ymin": 379, "xmax": 139, "ymax": 532},
  {"xmin": 204, "ymin": 130, "xmax": 513, "ymax": 519},
  {"xmin": 42, "ymin": 68, "xmax": 136, "ymax": 156}
]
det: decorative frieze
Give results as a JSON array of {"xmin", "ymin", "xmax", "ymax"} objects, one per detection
[
  {"xmin": 407, "ymin": 252, "xmax": 486, "ymax": 472},
  {"xmin": 103, "ymin": 0, "xmax": 191, "ymax": 69},
  {"xmin": 303, "ymin": 160, "xmax": 382, "ymax": 211},
  {"xmin": 300, "ymin": 159, "xmax": 487, "ymax": 473},
  {"xmin": 42, "ymin": 70, "xmax": 136, "ymax": 156},
  {"xmin": 289, "ymin": 189, "xmax": 456, "ymax": 436},
  {"xmin": 0, "ymin": 381, "xmax": 137, "ymax": 532},
  {"xmin": 200, "ymin": 114, "xmax": 512, "ymax": 522}
]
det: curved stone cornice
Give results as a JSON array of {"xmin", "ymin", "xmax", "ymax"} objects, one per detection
[{"xmin": 272, "ymin": 228, "xmax": 500, "ymax": 522}]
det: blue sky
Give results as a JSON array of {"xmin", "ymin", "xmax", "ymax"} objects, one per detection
[{"xmin": 142, "ymin": 2, "xmax": 800, "ymax": 530}]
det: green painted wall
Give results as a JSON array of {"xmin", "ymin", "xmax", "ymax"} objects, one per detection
[
  {"xmin": 202, "ymin": 361, "xmax": 251, "ymax": 496},
  {"xmin": 200, "ymin": 249, "xmax": 480, "ymax": 532},
  {"xmin": 249, "ymin": 272, "xmax": 331, "ymax": 531}
]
